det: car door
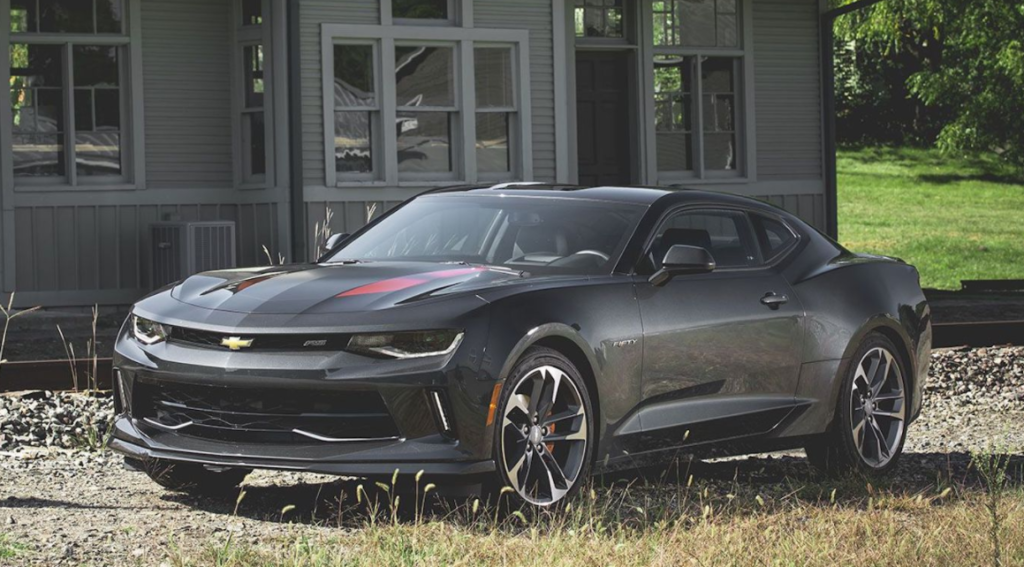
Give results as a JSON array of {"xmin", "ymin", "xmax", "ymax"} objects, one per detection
[{"xmin": 633, "ymin": 207, "xmax": 804, "ymax": 446}]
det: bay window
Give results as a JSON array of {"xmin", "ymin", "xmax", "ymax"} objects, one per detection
[
  {"xmin": 648, "ymin": 0, "xmax": 746, "ymax": 181},
  {"xmin": 8, "ymin": 0, "xmax": 129, "ymax": 186},
  {"xmin": 323, "ymin": 23, "xmax": 532, "ymax": 187}
]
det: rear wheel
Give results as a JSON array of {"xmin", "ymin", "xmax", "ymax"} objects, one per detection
[
  {"xmin": 493, "ymin": 347, "xmax": 594, "ymax": 507},
  {"xmin": 143, "ymin": 459, "xmax": 251, "ymax": 495},
  {"xmin": 806, "ymin": 333, "xmax": 909, "ymax": 476}
]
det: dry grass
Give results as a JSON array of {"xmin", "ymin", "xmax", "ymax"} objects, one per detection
[{"xmin": 163, "ymin": 462, "xmax": 1024, "ymax": 567}]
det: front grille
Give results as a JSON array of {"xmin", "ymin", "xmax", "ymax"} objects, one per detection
[
  {"xmin": 134, "ymin": 379, "xmax": 401, "ymax": 444},
  {"xmin": 167, "ymin": 326, "xmax": 350, "ymax": 352}
]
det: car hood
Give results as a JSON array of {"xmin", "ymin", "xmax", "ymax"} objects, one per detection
[{"xmin": 169, "ymin": 262, "xmax": 535, "ymax": 314}]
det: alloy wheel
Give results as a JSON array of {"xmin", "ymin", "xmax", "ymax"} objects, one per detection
[
  {"xmin": 500, "ymin": 365, "xmax": 588, "ymax": 506},
  {"xmin": 850, "ymin": 347, "xmax": 906, "ymax": 468}
]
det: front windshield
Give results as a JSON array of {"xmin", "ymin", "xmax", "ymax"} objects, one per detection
[{"xmin": 326, "ymin": 195, "xmax": 647, "ymax": 276}]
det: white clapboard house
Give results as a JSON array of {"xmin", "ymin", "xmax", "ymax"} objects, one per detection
[{"xmin": 0, "ymin": 0, "xmax": 863, "ymax": 307}]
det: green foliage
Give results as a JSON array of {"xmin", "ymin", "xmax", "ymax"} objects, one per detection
[
  {"xmin": 836, "ymin": 0, "xmax": 1024, "ymax": 167},
  {"xmin": 833, "ymin": 36, "xmax": 948, "ymax": 146}
]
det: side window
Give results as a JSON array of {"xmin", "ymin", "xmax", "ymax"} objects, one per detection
[
  {"xmin": 648, "ymin": 209, "xmax": 760, "ymax": 271},
  {"xmin": 752, "ymin": 214, "xmax": 798, "ymax": 261}
]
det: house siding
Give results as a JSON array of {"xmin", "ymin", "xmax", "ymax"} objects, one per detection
[
  {"xmin": 2, "ymin": 0, "xmax": 832, "ymax": 307},
  {"xmin": 476, "ymin": 0, "xmax": 556, "ymax": 183},
  {"xmin": 752, "ymin": 0, "xmax": 823, "ymax": 181},
  {"xmin": 5, "ymin": 0, "xmax": 285, "ymax": 307},
  {"xmin": 13, "ymin": 202, "xmax": 279, "ymax": 299},
  {"xmin": 299, "ymin": 0, "xmax": 379, "ymax": 189},
  {"xmin": 142, "ymin": 0, "xmax": 235, "ymax": 189}
]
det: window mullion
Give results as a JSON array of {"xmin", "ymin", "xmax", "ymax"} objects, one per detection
[
  {"xmin": 64, "ymin": 42, "xmax": 77, "ymax": 186},
  {"xmin": 693, "ymin": 55, "xmax": 704, "ymax": 179},
  {"xmin": 461, "ymin": 40, "xmax": 476, "ymax": 182},
  {"xmin": 261, "ymin": 0, "xmax": 274, "ymax": 186},
  {"xmin": 380, "ymin": 39, "xmax": 399, "ymax": 184}
]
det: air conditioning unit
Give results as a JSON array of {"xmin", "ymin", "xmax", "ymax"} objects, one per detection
[{"xmin": 151, "ymin": 221, "xmax": 237, "ymax": 289}]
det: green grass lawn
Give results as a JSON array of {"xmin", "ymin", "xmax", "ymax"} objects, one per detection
[{"xmin": 837, "ymin": 146, "xmax": 1024, "ymax": 290}]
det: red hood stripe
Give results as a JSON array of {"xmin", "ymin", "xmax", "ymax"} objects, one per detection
[{"xmin": 335, "ymin": 267, "xmax": 486, "ymax": 298}]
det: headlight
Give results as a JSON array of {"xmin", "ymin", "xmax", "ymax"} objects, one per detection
[
  {"xmin": 346, "ymin": 330, "xmax": 464, "ymax": 359},
  {"xmin": 132, "ymin": 315, "xmax": 169, "ymax": 345}
]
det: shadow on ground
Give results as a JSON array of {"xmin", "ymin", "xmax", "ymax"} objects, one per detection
[{"xmin": 137, "ymin": 450, "xmax": 1024, "ymax": 527}]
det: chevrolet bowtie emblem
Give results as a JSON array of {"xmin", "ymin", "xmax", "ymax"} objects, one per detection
[{"xmin": 221, "ymin": 336, "xmax": 254, "ymax": 351}]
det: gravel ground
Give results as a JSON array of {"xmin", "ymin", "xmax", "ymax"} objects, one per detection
[{"xmin": 2, "ymin": 347, "xmax": 1024, "ymax": 566}]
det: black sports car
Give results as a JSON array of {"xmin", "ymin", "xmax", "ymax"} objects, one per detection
[{"xmin": 110, "ymin": 184, "xmax": 931, "ymax": 507}]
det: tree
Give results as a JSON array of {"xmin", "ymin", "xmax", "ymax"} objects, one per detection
[{"xmin": 836, "ymin": 0, "xmax": 1024, "ymax": 166}]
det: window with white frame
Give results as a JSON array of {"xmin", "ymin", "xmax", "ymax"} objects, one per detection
[
  {"xmin": 650, "ymin": 0, "xmax": 743, "ymax": 179},
  {"xmin": 324, "ymin": 24, "xmax": 531, "ymax": 186},
  {"xmin": 236, "ymin": 0, "xmax": 270, "ymax": 185},
  {"xmin": 8, "ymin": 0, "xmax": 128, "ymax": 185}
]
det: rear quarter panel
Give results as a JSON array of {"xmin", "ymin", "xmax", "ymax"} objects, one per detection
[{"xmin": 783, "ymin": 241, "xmax": 931, "ymax": 432}]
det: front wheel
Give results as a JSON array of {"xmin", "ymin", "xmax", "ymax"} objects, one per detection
[
  {"xmin": 806, "ymin": 333, "xmax": 909, "ymax": 476},
  {"xmin": 493, "ymin": 347, "xmax": 594, "ymax": 507}
]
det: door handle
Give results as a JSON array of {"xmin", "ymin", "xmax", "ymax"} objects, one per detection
[{"xmin": 761, "ymin": 292, "xmax": 789, "ymax": 309}]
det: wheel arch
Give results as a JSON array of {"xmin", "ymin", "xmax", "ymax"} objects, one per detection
[
  {"xmin": 823, "ymin": 315, "xmax": 918, "ymax": 432},
  {"xmin": 497, "ymin": 324, "xmax": 603, "ymax": 456},
  {"xmin": 841, "ymin": 315, "xmax": 917, "ymax": 407}
]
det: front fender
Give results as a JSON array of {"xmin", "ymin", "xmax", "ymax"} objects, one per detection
[
  {"xmin": 496, "ymin": 323, "xmax": 601, "ymax": 384},
  {"xmin": 478, "ymin": 278, "xmax": 643, "ymax": 461}
]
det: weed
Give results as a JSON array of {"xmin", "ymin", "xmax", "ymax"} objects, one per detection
[
  {"xmin": 972, "ymin": 445, "xmax": 1013, "ymax": 567},
  {"xmin": 0, "ymin": 291, "xmax": 41, "ymax": 377},
  {"xmin": 0, "ymin": 534, "xmax": 29, "ymax": 560}
]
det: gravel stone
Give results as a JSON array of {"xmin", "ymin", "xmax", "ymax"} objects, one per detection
[
  {"xmin": 0, "ymin": 391, "xmax": 113, "ymax": 452},
  {"xmin": 2, "ymin": 346, "xmax": 1024, "ymax": 566}
]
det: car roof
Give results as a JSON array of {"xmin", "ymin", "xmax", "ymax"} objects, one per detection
[{"xmin": 420, "ymin": 182, "xmax": 785, "ymax": 213}]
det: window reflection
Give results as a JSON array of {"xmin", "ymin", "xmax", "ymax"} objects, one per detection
[
  {"xmin": 73, "ymin": 46, "xmax": 122, "ymax": 177},
  {"xmin": 10, "ymin": 44, "xmax": 67, "ymax": 178},
  {"xmin": 574, "ymin": 0, "xmax": 624, "ymax": 39}
]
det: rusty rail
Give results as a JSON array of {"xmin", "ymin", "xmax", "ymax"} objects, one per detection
[
  {"xmin": 1, "ymin": 358, "xmax": 112, "ymax": 393},
  {"xmin": 932, "ymin": 320, "xmax": 1024, "ymax": 349}
]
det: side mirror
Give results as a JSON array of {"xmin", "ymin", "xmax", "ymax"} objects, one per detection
[
  {"xmin": 649, "ymin": 245, "xmax": 716, "ymax": 286},
  {"xmin": 325, "ymin": 233, "xmax": 350, "ymax": 251}
]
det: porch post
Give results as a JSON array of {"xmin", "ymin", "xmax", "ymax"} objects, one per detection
[{"xmin": 287, "ymin": 0, "xmax": 307, "ymax": 261}]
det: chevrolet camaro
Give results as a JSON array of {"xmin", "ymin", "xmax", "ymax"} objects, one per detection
[{"xmin": 110, "ymin": 184, "xmax": 931, "ymax": 507}]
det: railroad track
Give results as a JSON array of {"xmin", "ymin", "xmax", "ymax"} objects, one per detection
[
  {"xmin": 1, "ymin": 358, "xmax": 112, "ymax": 393},
  {"xmin": 0, "ymin": 320, "xmax": 1021, "ymax": 393},
  {"xmin": 932, "ymin": 320, "xmax": 1024, "ymax": 350}
]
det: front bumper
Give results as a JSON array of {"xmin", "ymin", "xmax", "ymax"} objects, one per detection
[
  {"xmin": 108, "ymin": 419, "xmax": 494, "ymax": 479},
  {"xmin": 109, "ymin": 318, "xmax": 499, "ymax": 483}
]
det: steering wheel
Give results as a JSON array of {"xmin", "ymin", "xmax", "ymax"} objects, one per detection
[
  {"xmin": 546, "ymin": 250, "xmax": 611, "ymax": 268},
  {"xmin": 571, "ymin": 250, "xmax": 610, "ymax": 261}
]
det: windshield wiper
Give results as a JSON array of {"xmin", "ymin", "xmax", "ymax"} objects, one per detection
[
  {"xmin": 458, "ymin": 262, "xmax": 529, "ymax": 278},
  {"xmin": 320, "ymin": 258, "xmax": 366, "ymax": 265}
]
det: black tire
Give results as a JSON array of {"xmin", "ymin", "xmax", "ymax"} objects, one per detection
[
  {"xmin": 490, "ymin": 346, "xmax": 595, "ymax": 508},
  {"xmin": 806, "ymin": 333, "xmax": 910, "ymax": 477},
  {"xmin": 143, "ymin": 459, "xmax": 251, "ymax": 495}
]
